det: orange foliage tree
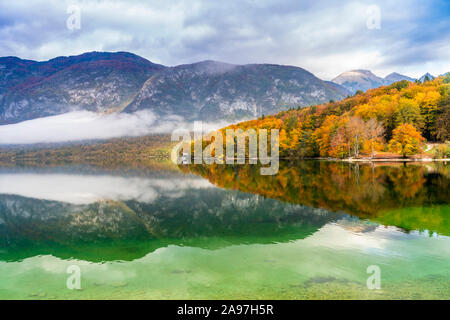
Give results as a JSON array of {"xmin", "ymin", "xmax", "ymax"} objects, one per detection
[{"xmin": 388, "ymin": 123, "xmax": 425, "ymax": 157}]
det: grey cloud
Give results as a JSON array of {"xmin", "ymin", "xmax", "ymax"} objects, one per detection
[{"xmin": 0, "ymin": 0, "xmax": 448, "ymax": 78}]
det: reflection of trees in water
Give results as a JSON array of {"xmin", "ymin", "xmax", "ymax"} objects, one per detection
[
  {"xmin": 183, "ymin": 161, "xmax": 449, "ymax": 218},
  {"xmin": 387, "ymin": 165, "xmax": 427, "ymax": 199}
]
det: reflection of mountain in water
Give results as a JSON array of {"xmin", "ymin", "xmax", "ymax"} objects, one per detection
[
  {"xmin": 1, "ymin": 161, "xmax": 448, "ymax": 263},
  {"xmin": 0, "ymin": 187, "xmax": 342, "ymax": 262}
]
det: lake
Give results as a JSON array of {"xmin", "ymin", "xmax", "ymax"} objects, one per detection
[{"xmin": 0, "ymin": 161, "xmax": 448, "ymax": 299}]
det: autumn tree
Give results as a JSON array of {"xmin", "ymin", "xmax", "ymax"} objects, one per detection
[
  {"xmin": 435, "ymin": 83, "xmax": 449, "ymax": 141},
  {"xmin": 435, "ymin": 107, "xmax": 450, "ymax": 142},
  {"xmin": 330, "ymin": 127, "xmax": 348, "ymax": 158},
  {"xmin": 285, "ymin": 114, "xmax": 298, "ymax": 131},
  {"xmin": 313, "ymin": 115, "xmax": 339, "ymax": 157},
  {"xmin": 346, "ymin": 117, "xmax": 365, "ymax": 157},
  {"xmin": 445, "ymin": 73, "xmax": 450, "ymax": 84},
  {"xmin": 364, "ymin": 119, "xmax": 385, "ymax": 158},
  {"xmin": 388, "ymin": 123, "xmax": 425, "ymax": 157},
  {"xmin": 394, "ymin": 97, "xmax": 423, "ymax": 129}
]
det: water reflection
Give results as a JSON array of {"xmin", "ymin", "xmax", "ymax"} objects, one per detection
[
  {"xmin": 183, "ymin": 161, "xmax": 449, "ymax": 235},
  {"xmin": 0, "ymin": 162, "xmax": 448, "ymax": 299},
  {"xmin": 0, "ymin": 166, "xmax": 342, "ymax": 262},
  {"xmin": 0, "ymin": 161, "xmax": 448, "ymax": 264}
]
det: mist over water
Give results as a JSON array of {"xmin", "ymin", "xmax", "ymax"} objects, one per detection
[{"xmin": 0, "ymin": 110, "xmax": 234, "ymax": 144}]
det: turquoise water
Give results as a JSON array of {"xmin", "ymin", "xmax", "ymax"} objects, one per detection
[{"xmin": 0, "ymin": 162, "xmax": 448, "ymax": 299}]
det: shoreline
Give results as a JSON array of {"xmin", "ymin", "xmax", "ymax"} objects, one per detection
[
  {"xmin": 0, "ymin": 151, "xmax": 448, "ymax": 166},
  {"xmin": 314, "ymin": 157, "xmax": 448, "ymax": 162}
]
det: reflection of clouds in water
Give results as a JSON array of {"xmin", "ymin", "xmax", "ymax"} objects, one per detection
[
  {"xmin": 0, "ymin": 174, "xmax": 213, "ymax": 204},
  {"xmin": 304, "ymin": 222, "xmax": 389, "ymax": 252},
  {"xmin": 308, "ymin": 222, "xmax": 425, "ymax": 257},
  {"xmin": 21, "ymin": 257, "xmax": 136, "ymax": 285}
]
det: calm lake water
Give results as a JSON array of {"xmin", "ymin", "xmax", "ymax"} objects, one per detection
[{"xmin": 0, "ymin": 161, "xmax": 448, "ymax": 299}]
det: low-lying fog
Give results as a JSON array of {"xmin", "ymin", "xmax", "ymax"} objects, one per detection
[{"xmin": 0, "ymin": 110, "xmax": 236, "ymax": 144}]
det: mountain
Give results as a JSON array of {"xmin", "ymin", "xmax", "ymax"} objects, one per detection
[
  {"xmin": 331, "ymin": 70, "xmax": 416, "ymax": 94},
  {"xmin": 324, "ymin": 81, "xmax": 352, "ymax": 96},
  {"xmin": 419, "ymin": 72, "xmax": 435, "ymax": 83},
  {"xmin": 384, "ymin": 72, "xmax": 415, "ymax": 83},
  {"xmin": 0, "ymin": 52, "xmax": 166, "ymax": 124},
  {"xmin": 123, "ymin": 60, "xmax": 347, "ymax": 121},
  {"xmin": 0, "ymin": 53, "xmax": 347, "ymax": 124},
  {"xmin": 331, "ymin": 70, "xmax": 384, "ymax": 94}
]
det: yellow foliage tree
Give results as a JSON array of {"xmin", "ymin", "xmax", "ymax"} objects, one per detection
[{"xmin": 388, "ymin": 123, "xmax": 425, "ymax": 157}]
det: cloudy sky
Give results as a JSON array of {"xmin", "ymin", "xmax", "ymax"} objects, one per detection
[{"xmin": 0, "ymin": 0, "xmax": 448, "ymax": 79}]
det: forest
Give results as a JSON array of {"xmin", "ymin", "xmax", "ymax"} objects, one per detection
[
  {"xmin": 0, "ymin": 134, "xmax": 176, "ymax": 169},
  {"xmin": 220, "ymin": 75, "xmax": 450, "ymax": 159}
]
